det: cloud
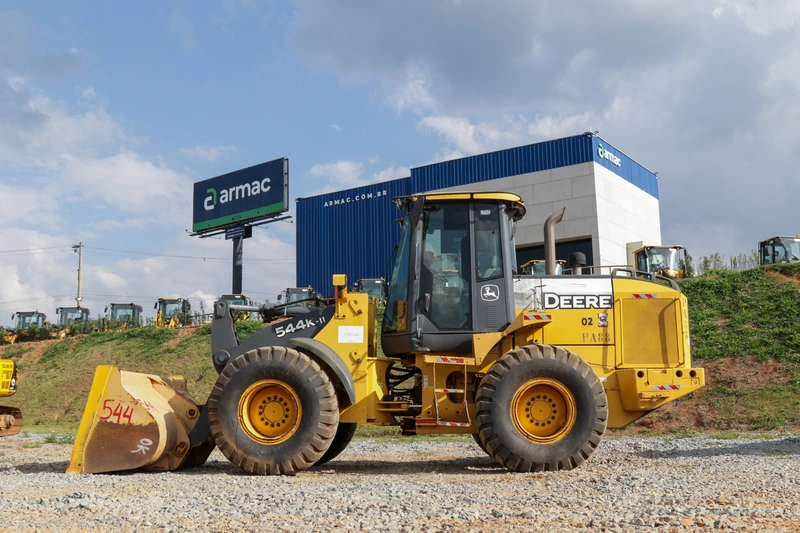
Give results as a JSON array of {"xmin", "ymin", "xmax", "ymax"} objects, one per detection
[
  {"xmin": 307, "ymin": 161, "xmax": 410, "ymax": 193},
  {"xmin": 331, "ymin": 124, "xmax": 342, "ymax": 132},
  {"xmin": 177, "ymin": 144, "xmax": 238, "ymax": 162},
  {"xmin": 288, "ymin": 1, "xmax": 800, "ymax": 259},
  {"xmin": 169, "ymin": 6, "xmax": 199, "ymax": 50}
]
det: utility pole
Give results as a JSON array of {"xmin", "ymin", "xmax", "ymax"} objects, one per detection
[
  {"xmin": 73, "ymin": 242, "xmax": 83, "ymax": 308},
  {"xmin": 232, "ymin": 235, "xmax": 243, "ymax": 294}
]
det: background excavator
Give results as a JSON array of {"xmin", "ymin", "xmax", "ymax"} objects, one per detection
[
  {"xmin": 69, "ymin": 192, "xmax": 704, "ymax": 476},
  {"xmin": 154, "ymin": 298, "xmax": 191, "ymax": 328}
]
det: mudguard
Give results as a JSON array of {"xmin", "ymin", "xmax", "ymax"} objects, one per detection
[{"xmin": 289, "ymin": 337, "xmax": 355, "ymax": 408}]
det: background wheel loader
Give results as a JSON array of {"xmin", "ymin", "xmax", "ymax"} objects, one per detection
[
  {"xmin": 628, "ymin": 244, "xmax": 692, "ymax": 279},
  {"xmin": 0, "ymin": 357, "xmax": 21, "ymax": 437},
  {"xmin": 53, "ymin": 307, "xmax": 91, "ymax": 338},
  {"xmin": 758, "ymin": 235, "xmax": 800, "ymax": 265},
  {"xmin": 102, "ymin": 303, "xmax": 143, "ymax": 331},
  {"xmin": 69, "ymin": 192, "xmax": 704, "ymax": 476},
  {"xmin": 154, "ymin": 298, "xmax": 191, "ymax": 328}
]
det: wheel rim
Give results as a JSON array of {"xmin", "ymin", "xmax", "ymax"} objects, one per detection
[
  {"xmin": 238, "ymin": 379, "xmax": 302, "ymax": 444},
  {"xmin": 511, "ymin": 378, "xmax": 577, "ymax": 443}
]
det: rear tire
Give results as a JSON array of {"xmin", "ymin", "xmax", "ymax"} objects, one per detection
[
  {"xmin": 475, "ymin": 344, "xmax": 607, "ymax": 472},
  {"xmin": 315, "ymin": 422, "xmax": 357, "ymax": 466},
  {"xmin": 208, "ymin": 346, "xmax": 339, "ymax": 475}
]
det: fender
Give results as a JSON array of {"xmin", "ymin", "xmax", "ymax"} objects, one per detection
[{"xmin": 289, "ymin": 337, "xmax": 355, "ymax": 408}]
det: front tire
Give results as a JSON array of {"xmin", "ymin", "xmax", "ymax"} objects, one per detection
[
  {"xmin": 315, "ymin": 422, "xmax": 357, "ymax": 466},
  {"xmin": 475, "ymin": 345, "xmax": 607, "ymax": 472},
  {"xmin": 208, "ymin": 346, "xmax": 339, "ymax": 475}
]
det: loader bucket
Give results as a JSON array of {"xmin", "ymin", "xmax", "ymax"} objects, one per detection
[{"xmin": 68, "ymin": 366, "xmax": 212, "ymax": 474}]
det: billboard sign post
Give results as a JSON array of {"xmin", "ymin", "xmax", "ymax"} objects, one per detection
[{"xmin": 191, "ymin": 158, "xmax": 289, "ymax": 293}]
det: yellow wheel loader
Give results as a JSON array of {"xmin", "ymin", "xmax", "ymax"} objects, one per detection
[
  {"xmin": 520, "ymin": 259, "xmax": 565, "ymax": 275},
  {"xmin": 69, "ymin": 192, "xmax": 704, "ymax": 475},
  {"xmin": 758, "ymin": 235, "xmax": 800, "ymax": 265},
  {"xmin": 53, "ymin": 307, "xmax": 90, "ymax": 339},
  {"xmin": 0, "ymin": 357, "xmax": 22, "ymax": 437},
  {"xmin": 154, "ymin": 298, "xmax": 191, "ymax": 328},
  {"xmin": 101, "ymin": 303, "xmax": 143, "ymax": 331},
  {"xmin": 630, "ymin": 245, "xmax": 691, "ymax": 279}
]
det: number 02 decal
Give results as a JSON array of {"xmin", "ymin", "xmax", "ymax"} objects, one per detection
[{"xmin": 581, "ymin": 317, "xmax": 593, "ymax": 326}]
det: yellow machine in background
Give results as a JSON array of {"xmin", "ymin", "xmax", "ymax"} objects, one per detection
[
  {"xmin": 630, "ymin": 245, "xmax": 691, "ymax": 279},
  {"xmin": 69, "ymin": 193, "xmax": 704, "ymax": 476},
  {"xmin": 759, "ymin": 235, "xmax": 800, "ymax": 266},
  {"xmin": 0, "ymin": 359, "xmax": 21, "ymax": 437},
  {"xmin": 154, "ymin": 298, "xmax": 191, "ymax": 328},
  {"xmin": 103, "ymin": 303, "xmax": 143, "ymax": 331},
  {"xmin": 53, "ymin": 307, "xmax": 91, "ymax": 338},
  {"xmin": 520, "ymin": 259, "xmax": 565, "ymax": 275}
]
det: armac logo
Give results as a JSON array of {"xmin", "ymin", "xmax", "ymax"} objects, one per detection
[
  {"xmin": 597, "ymin": 143, "xmax": 622, "ymax": 167},
  {"xmin": 205, "ymin": 178, "xmax": 271, "ymax": 211},
  {"xmin": 323, "ymin": 190, "xmax": 388, "ymax": 208}
]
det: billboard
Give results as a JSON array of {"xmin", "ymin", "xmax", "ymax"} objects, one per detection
[{"xmin": 192, "ymin": 158, "xmax": 289, "ymax": 232}]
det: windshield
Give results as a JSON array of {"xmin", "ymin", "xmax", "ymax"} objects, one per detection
[
  {"xmin": 287, "ymin": 289, "xmax": 311, "ymax": 303},
  {"xmin": 60, "ymin": 309, "xmax": 87, "ymax": 326},
  {"xmin": 159, "ymin": 301, "xmax": 184, "ymax": 317},
  {"xmin": 772, "ymin": 237, "xmax": 800, "ymax": 263},
  {"xmin": 19, "ymin": 314, "xmax": 42, "ymax": 328},
  {"xmin": 645, "ymin": 248, "xmax": 681, "ymax": 272},
  {"xmin": 382, "ymin": 214, "xmax": 411, "ymax": 334},
  {"xmin": 222, "ymin": 295, "xmax": 247, "ymax": 305},
  {"xmin": 357, "ymin": 281, "xmax": 384, "ymax": 299},
  {"xmin": 112, "ymin": 308, "xmax": 134, "ymax": 322}
]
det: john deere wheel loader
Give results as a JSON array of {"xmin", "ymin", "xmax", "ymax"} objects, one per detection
[{"xmin": 69, "ymin": 192, "xmax": 704, "ymax": 475}]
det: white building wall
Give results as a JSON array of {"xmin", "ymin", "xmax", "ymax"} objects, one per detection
[
  {"xmin": 593, "ymin": 164, "xmax": 661, "ymax": 266},
  {"xmin": 432, "ymin": 161, "xmax": 661, "ymax": 267}
]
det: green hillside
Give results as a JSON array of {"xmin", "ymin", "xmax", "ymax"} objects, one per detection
[{"xmin": 2, "ymin": 267, "xmax": 800, "ymax": 435}]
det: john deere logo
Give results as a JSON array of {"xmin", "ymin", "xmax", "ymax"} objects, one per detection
[
  {"xmin": 481, "ymin": 285, "xmax": 500, "ymax": 301},
  {"xmin": 597, "ymin": 143, "xmax": 621, "ymax": 167},
  {"xmin": 204, "ymin": 178, "xmax": 272, "ymax": 211}
]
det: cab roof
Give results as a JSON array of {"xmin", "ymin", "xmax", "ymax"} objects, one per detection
[{"xmin": 396, "ymin": 191, "xmax": 526, "ymax": 220}]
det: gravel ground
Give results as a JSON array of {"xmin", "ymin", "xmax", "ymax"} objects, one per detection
[{"xmin": 0, "ymin": 433, "xmax": 798, "ymax": 533}]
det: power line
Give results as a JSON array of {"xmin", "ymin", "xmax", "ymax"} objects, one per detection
[
  {"xmin": 82, "ymin": 245, "xmax": 294, "ymax": 262},
  {"xmin": 0, "ymin": 246, "xmax": 72, "ymax": 254}
]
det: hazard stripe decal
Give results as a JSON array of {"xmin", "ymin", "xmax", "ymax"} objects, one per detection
[
  {"xmin": 654, "ymin": 384, "xmax": 680, "ymax": 391},
  {"xmin": 632, "ymin": 294, "xmax": 657, "ymax": 299},
  {"xmin": 523, "ymin": 314, "xmax": 552, "ymax": 321},
  {"xmin": 435, "ymin": 357, "xmax": 467, "ymax": 364}
]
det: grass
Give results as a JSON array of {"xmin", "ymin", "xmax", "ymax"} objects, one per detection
[
  {"xmin": 681, "ymin": 264, "xmax": 800, "ymax": 361},
  {"xmin": 3, "ymin": 265, "xmax": 800, "ymax": 436}
]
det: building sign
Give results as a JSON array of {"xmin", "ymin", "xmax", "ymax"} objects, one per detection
[
  {"xmin": 323, "ymin": 190, "xmax": 388, "ymax": 208},
  {"xmin": 192, "ymin": 158, "xmax": 288, "ymax": 232},
  {"xmin": 597, "ymin": 143, "xmax": 622, "ymax": 167}
]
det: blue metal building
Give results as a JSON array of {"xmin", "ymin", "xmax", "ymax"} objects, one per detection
[{"xmin": 295, "ymin": 133, "xmax": 659, "ymax": 296}]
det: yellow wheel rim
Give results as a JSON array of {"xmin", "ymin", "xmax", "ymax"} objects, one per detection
[
  {"xmin": 238, "ymin": 379, "xmax": 302, "ymax": 444},
  {"xmin": 511, "ymin": 378, "xmax": 577, "ymax": 444}
]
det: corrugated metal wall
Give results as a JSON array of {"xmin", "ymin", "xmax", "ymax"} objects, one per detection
[
  {"xmin": 295, "ymin": 134, "xmax": 659, "ymax": 295},
  {"xmin": 410, "ymin": 135, "xmax": 594, "ymax": 191},
  {"xmin": 296, "ymin": 177, "xmax": 410, "ymax": 295}
]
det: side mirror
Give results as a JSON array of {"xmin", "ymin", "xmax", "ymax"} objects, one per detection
[
  {"xmin": 104, "ymin": 306, "xmax": 108, "ymax": 313},
  {"xmin": 154, "ymin": 302, "xmax": 158, "ymax": 310}
]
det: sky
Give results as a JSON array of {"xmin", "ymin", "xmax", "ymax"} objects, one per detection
[{"xmin": 1, "ymin": 0, "xmax": 799, "ymax": 326}]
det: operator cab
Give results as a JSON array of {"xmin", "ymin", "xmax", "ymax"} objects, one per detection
[
  {"xmin": 355, "ymin": 278, "xmax": 387, "ymax": 302},
  {"xmin": 12, "ymin": 311, "xmax": 47, "ymax": 330},
  {"xmin": 633, "ymin": 245, "xmax": 690, "ymax": 279},
  {"xmin": 106, "ymin": 303, "xmax": 143, "ymax": 326},
  {"xmin": 759, "ymin": 236, "xmax": 800, "ymax": 265},
  {"xmin": 382, "ymin": 192, "xmax": 525, "ymax": 356},
  {"xmin": 56, "ymin": 307, "xmax": 90, "ymax": 328}
]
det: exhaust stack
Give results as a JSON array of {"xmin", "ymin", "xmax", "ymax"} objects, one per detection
[{"xmin": 544, "ymin": 208, "xmax": 566, "ymax": 275}]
